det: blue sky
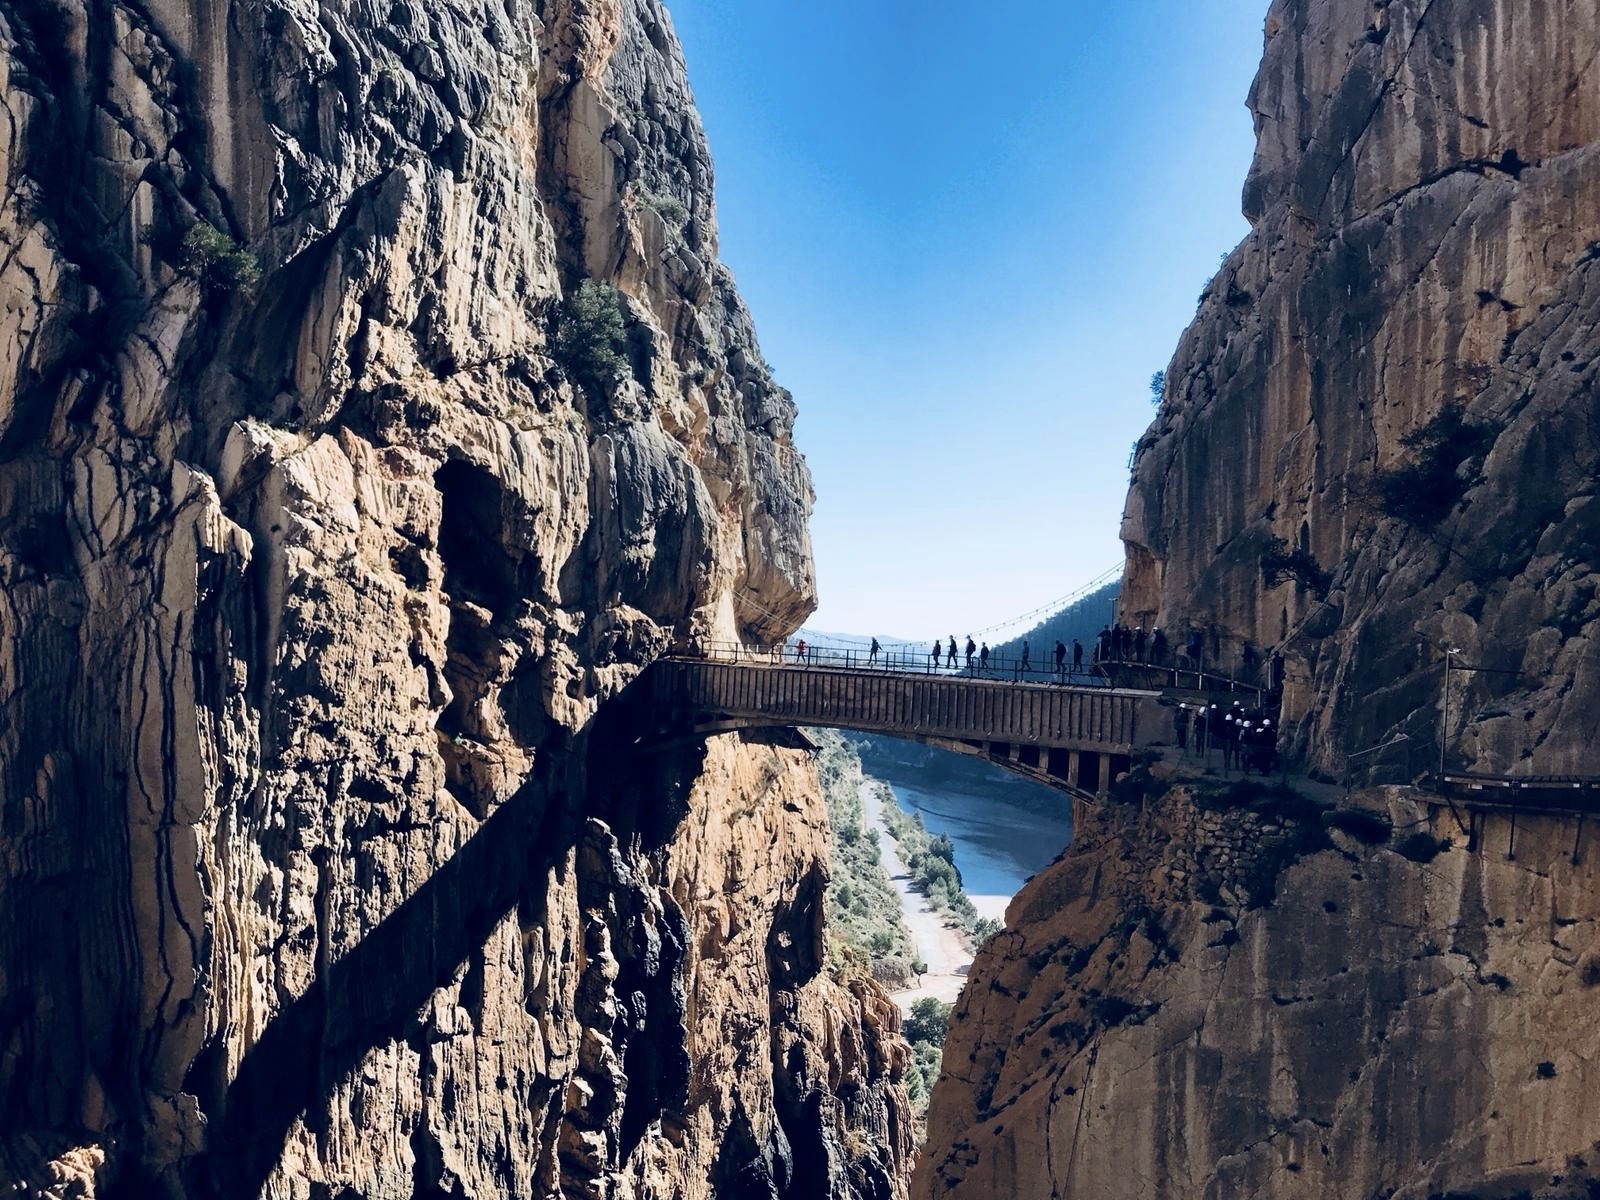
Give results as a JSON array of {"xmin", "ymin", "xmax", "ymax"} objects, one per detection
[{"xmin": 666, "ymin": 1, "xmax": 1268, "ymax": 640}]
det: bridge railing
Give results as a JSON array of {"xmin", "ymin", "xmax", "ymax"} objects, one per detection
[
  {"xmin": 1440, "ymin": 771, "xmax": 1600, "ymax": 814},
  {"xmin": 664, "ymin": 641, "xmax": 1268, "ymax": 699},
  {"xmin": 1094, "ymin": 658, "xmax": 1269, "ymax": 704},
  {"xmin": 667, "ymin": 639, "xmax": 1115, "ymax": 688}
]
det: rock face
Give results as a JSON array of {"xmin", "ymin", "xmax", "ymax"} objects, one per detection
[
  {"xmin": 0, "ymin": 1, "xmax": 910, "ymax": 1196},
  {"xmin": 1120, "ymin": 0, "xmax": 1600, "ymax": 776},
  {"xmin": 918, "ymin": 3, "xmax": 1600, "ymax": 1195},
  {"xmin": 917, "ymin": 785, "xmax": 1600, "ymax": 1198}
]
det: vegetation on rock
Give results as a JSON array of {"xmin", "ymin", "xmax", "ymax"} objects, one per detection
[
  {"xmin": 903, "ymin": 997, "xmax": 951, "ymax": 1116},
  {"xmin": 179, "ymin": 221, "xmax": 261, "ymax": 292},
  {"xmin": 557, "ymin": 279, "xmax": 632, "ymax": 397},
  {"xmin": 1373, "ymin": 403, "xmax": 1497, "ymax": 526},
  {"xmin": 815, "ymin": 731, "xmax": 922, "ymax": 987}
]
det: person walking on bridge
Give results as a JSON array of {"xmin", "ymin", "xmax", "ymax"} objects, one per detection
[
  {"xmin": 1053, "ymin": 640, "xmax": 1067, "ymax": 681},
  {"xmin": 965, "ymin": 636, "xmax": 976, "ymax": 669},
  {"xmin": 930, "ymin": 640, "xmax": 942, "ymax": 670},
  {"xmin": 869, "ymin": 637, "xmax": 881, "ymax": 665},
  {"xmin": 1072, "ymin": 638, "xmax": 1084, "ymax": 674},
  {"xmin": 1020, "ymin": 641, "xmax": 1031, "ymax": 676},
  {"xmin": 1152, "ymin": 627, "xmax": 1168, "ymax": 666},
  {"xmin": 1097, "ymin": 625, "xmax": 1113, "ymax": 664},
  {"xmin": 979, "ymin": 642, "xmax": 990, "ymax": 673},
  {"xmin": 1134, "ymin": 626, "xmax": 1148, "ymax": 662},
  {"xmin": 795, "ymin": 637, "xmax": 808, "ymax": 665},
  {"xmin": 948, "ymin": 636, "xmax": 959, "ymax": 670}
]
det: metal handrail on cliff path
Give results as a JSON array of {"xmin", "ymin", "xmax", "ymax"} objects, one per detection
[
  {"xmin": 670, "ymin": 638, "xmax": 1120, "ymax": 689},
  {"xmin": 663, "ymin": 641, "xmax": 1276, "ymax": 706}
]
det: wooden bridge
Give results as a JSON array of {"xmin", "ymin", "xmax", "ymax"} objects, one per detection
[{"xmin": 643, "ymin": 651, "xmax": 1171, "ymax": 800}]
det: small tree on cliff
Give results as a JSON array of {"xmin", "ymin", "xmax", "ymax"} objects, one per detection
[
  {"xmin": 905, "ymin": 997, "xmax": 951, "ymax": 1047},
  {"xmin": 558, "ymin": 280, "xmax": 631, "ymax": 397}
]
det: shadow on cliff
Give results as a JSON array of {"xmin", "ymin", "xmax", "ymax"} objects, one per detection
[{"xmin": 183, "ymin": 697, "xmax": 701, "ymax": 1199}]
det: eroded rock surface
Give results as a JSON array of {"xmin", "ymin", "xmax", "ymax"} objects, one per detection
[
  {"xmin": 0, "ymin": 1, "xmax": 909, "ymax": 1195},
  {"xmin": 917, "ymin": 785, "xmax": 1600, "ymax": 1198},
  {"xmin": 1121, "ymin": 0, "xmax": 1600, "ymax": 775}
]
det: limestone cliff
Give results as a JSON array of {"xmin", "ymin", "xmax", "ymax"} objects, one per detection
[
  {"xmin": 917, "ymin": 3, "xmax": 1600, "ymax": 1195},
  {"xmin": 917, "ymin": 783, "xmax": 1600, "ymax": 1198},
  {"xmin": 0, "ymin": 1, "xmax": 911, "ymax": 1196},
  {"xmin": 1121, "ymin": 0, "xmax": 1600, "ymax": 776}
]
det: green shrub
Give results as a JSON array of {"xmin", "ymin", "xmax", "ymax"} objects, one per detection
[
  {"xmin": 643, "ymin": 191, "xmax": 689, "ymax": 231},
  {"xmin": 1260, "ymin": 539, "xmax": 1331, "ymax": 593},
  {"xmin": 180, "ymin": 221, "xmax": 261, "ymax": 292},
  {"xmin": 905, "ymin": 997, "xmax": 952, "ymax": 1047},
  {"xmin": 557, "ymin": 279, "xmax": 631, "ymax": 396},
  {"xmin": 1373, "ymin": 403, "xmax": 1496, "ymax": 526}
]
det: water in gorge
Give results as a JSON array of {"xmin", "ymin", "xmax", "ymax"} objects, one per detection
[{"xmin": 879, "ymin": 770, "xmax": 1074, "ymax": 920}]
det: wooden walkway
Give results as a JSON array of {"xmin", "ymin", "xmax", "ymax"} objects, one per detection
[{"xmin": 646, "ymin": 656, "xmax": 1170, "ymax": 799}]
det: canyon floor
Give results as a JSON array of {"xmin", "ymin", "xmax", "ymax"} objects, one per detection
[{"xmin": 858, "ymin": 780, "xmax": 997, "ymax": 1009}]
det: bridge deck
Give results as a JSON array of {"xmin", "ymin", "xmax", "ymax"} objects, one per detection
[{"xmin": 649, "ymin": 657, "xmax": 1166, "ymax": 757}]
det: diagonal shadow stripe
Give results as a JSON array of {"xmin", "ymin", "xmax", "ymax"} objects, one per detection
[{"xmin": 193, "ymin": 742, "xmax": 583, "ymax": 1199}]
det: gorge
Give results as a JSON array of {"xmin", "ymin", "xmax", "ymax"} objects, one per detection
[{"xmin": 2, "ymin": 0, "xmax": 1599, "ymax": 1198}]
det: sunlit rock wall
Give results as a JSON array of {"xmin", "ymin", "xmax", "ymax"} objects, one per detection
[
  {"xmin": 917, "ymin": 784, "xmax": 1600, "ymax": 1199},
  {"xmin": 1121, "ymin": 0, "xmax": 1600, "ymax": 776},
  {"xmin": 0, "ymin": 0, "xmax": 911, "ymax": 1195}
]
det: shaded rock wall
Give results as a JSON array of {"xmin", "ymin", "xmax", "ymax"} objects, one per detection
[
  {"xmin": 917, "ymin": 785, "xmax": 1600, "ymax": 1199},
  {"xmin": 1121, "ymin": 0, "xmax": 1600, "ymax": 775},
  {"xmin": 0, "ymin": 0, "xmax": 910, "ymax": 1195}
]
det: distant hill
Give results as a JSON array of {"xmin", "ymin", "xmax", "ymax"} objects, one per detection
[{"xmin": 992, "ymin": 580, "xmax": 1119, "ymax": 661}]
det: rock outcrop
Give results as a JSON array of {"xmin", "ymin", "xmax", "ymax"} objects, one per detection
[
  {"xmin": 917, "ymin": 782, "xmax": 1600, "ymax": 1198},
  {"xmin": 918, "ymin": 2, "xmax": 1600, "ymax": 1195},
  {"xmin": 0, "ymin": 1, "xmax": 910, "ymax": 1196},
  {"xmin": 1120, "ymin": 0, "xmax": 1600, "ymax": 776}
]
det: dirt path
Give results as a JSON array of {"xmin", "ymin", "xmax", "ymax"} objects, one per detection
[{"xmin": 859, "ymin": 780, "xmax": 974, "ymax": 1010}]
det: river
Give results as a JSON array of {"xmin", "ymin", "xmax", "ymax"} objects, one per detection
[{"xmin": 879, "ymin": 774, "xmax": 1075, "ymax": 921}]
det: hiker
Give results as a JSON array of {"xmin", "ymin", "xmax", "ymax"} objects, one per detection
[
  {"xmin": 869, "ymin": 636, "xmax": 881, "ymax": 665},
  {"xmin": 1175, "ymin": 705, "xmax": 1191, "ymax": 750},
  {"xmin": 1021, "ymin": 641, "xmax": 1031, "ymax": 673},
  {"xmin": 948, "ymin": 636, "xmax": 958, "ymax": 669},
  {"xmin": 795, "ymin": 637, "xmax": 808, "ymax": 664},
  {"xmin": 1242, "ymin": 640, "xmax": 1259, "ymax": 681},
  {"xmin": 1097, "ymin": 625, "xmax": 1113, "ymax": 664},
  {"xmin": 1151, "ymin": 627, "xmax": 1168, "ymax": 665},
  {"xmin": 1134, "ymin": 626, "xmax": 1148, "ymax": 662},
  {"xmin": 965, "ymin": 636, "xmax": 976, "ymax": 668},
  {"xmin": 931, "ymin": 640, "xmax": 942, "ymax": 669},
  {"xmin": 979, "ymin": 642, "xmax": 990, "ymax": 673},
  {"xmin": 1072, "ymin": 638, "xmax": 1084, "ymax": 673},
  {"xmin": 1053, "ymin": 640, "xmax": 1067, "ymax": 680}
]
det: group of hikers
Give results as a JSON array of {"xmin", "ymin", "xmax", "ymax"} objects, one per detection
[
  {"xmin": 1095, "ymin": 622, "xmax": 1193, "ymax": 668},
  {"xmin": 1096, "ymin": 622, "xmax": 1284, "ymax": 691},
  {"xmin": 785, "ymin": 623, "xmax": 1281, "ymax": 697},
  {"xmin": 1174, "ymin": 699, "xmax": 1279, "ymax": 774},
  {"xmin": 913, "ymin": 635, "xmax": 1090, "ymax": 680}
]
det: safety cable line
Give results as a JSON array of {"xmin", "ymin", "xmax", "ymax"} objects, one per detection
[{"xmin": 729, "ymin": 561, "xmax": 1123, "ymax": 650}]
